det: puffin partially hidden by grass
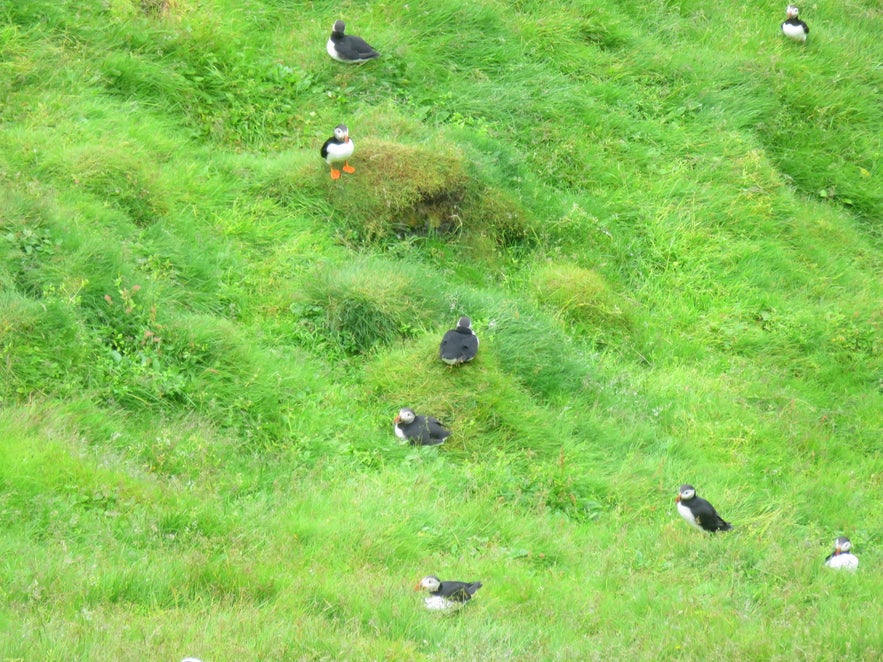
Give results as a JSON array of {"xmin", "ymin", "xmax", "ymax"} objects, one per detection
[
  {"xmin": 781, "ymin": 5, "xmax": 809, "ymax": 43},
  {"xmin": 416, "ymin": 575, "xmax": 483, "ymax": 611},
  {"xmin": 394, "ymin": 407, "xmax": 451, "ymax": 446},
  {"xmin": 320, "ymin": 124, "xmax": 355, "ymax": 180},
  {"xmin": 825, "ymin": 536, "xmax": 859, "ymax": 571},
  {"xmin": 439, "ymin": 316, "xmax": 479, "ymax": 366},
  {"xmin": 326, "ymin": 20, "xmax": 380, "ymax": 63},
  {"xmin": 676, "ymin": 484, "xmax": 733, "ymax": 533}
]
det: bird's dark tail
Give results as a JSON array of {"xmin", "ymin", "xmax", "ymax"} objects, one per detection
[{"xmin": 467, "ymin": 582, "xmax": 483, "ymax": 596}]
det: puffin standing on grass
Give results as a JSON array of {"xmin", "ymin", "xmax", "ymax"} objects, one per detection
[
  {"xmin": 781, "ymin": 5, "xmax": 809, "ymax": 43},
  {"xmin": 394, "ymin": 407, "xmax": 451, "ymax": 446},
  {"xmin": 321, "ymin": 124, "xmax": 355, "ymax": 180},
  {"xmin": 676, "ymin": 484, "xmax": 733, "ymax": 533},
  {"xmin": 326, "ymin": 20, "xmax": 380, "ymax": 63},
  {"xmin": 439, "ymin": 316, "xmax": 479, "ymax": 366},
  {"xmin": 825, "ymin": 536, "xmax": 859, "ymax": 570},
  {"xmin": 416, "ymin": 575, "xmax": 483, "ymax": 611}
]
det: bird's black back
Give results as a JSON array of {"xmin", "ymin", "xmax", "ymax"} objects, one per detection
[
  {"xmin": 434, "ymin": 580, "xmax": 483, "ymax": 601},
  {"xmin": 691, "ymin": 496, "xmax": 732, "ymax": 532},
  {"xmin": 439, "ymin": 328, "xmax": 478, "ymax": 363},
  {"xmin": 331, "ymin": 33, "xmax": 380, "ymax": 61}
]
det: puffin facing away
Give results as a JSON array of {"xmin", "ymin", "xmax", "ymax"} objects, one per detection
[
  {"xmin": 825, "ymin": 536, "xmax": 859, "ymax": 571},
  {"xmin": 416, "ymin": 575, "xmax": 483, "ymax": 611},
  {"xmin": 781, "ymin": 5, "xmax": 809, "ymax": 43},
  {"xmin": 394, "ymin": 407, "xmax": 451, "ymax": 446},
  {"xmin": 321, "ymin": 124, "xmax": 355, "ymax": 180},
  {"xmin": 439, "ymin": 316, "xmax": 479, "ymax": 366},
  {"xmin": 676, "ymin": 484, "xmax": 733, "ymax": 533},
  {"xmin": 326, "ymin": 20, "xmax": 380, "ymax": 63}
]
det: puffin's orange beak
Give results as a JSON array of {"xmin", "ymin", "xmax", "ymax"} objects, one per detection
[
  {"xmin": 675, "ymin": 495, "xmax": 681, "ymax": 503},
  {"xmin": 414, "ymin": 582, "xmax": 422, "ymax": 591},
  {"xmin": 394, "ymin": 415, "xmax": 401, "ymax": 424}
]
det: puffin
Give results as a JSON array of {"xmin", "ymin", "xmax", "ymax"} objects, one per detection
[
  {"xmin": 825, "ymin": 536, "xmax": 859, "ymax": 571},
  {"xmin": 781, "ymin": 5, "xmax": 809, "ymax": 43},
  {"xmin": 416, "ymin": 575, "xmax": 483, "ymax": 611},
  {"xmin": 439, "ymin": 316, "xmax": 479, "ymax": 366},
  {"xmin": 326, "ymin": 20, "xmax": 380, "ymax": 63},
  {"xmin": 676, "ymin": 484, "xmax": 733, "ymax": 533},
  {"xmin": 320, "ymin": 124, "xmax": 355, "ymax": 180},
  {"xmin": 393, "ymin": 407, "xmax": 451, "ymax": 446}
]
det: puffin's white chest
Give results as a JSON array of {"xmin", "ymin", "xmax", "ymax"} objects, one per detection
[
  {"xmin": 825, "ymin": 553, "xmax": 859, "ymax": 571},
  {"xmin": 326, "ymin": 38, "xmax": 346, "ymax": 62},
  {"xmin": 677, "ymin": 501, "xmax": 704, "ymax": 531},
  {"xmin": 424, "ymin": 596, "xmax": 463, "ymax": 611},
  {"xmin": 324, "ymin": 138, "xmax": 354, "ymax": 163},
  {"xmin": 394, "ymin": 424, "xmax": 407, "ymax": 441},
  {"xmin": 782, "ymin": 23, "xmax": 807, "ymax": 42}
]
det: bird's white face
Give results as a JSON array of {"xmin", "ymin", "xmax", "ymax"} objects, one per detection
[
  {"xmin": 677, "ymin": 486, "xmax": 696, "ymax": 502},
  {"xmin": 395, "ymin": 408, "xmax": 415, "ymax": 425},
  {"xmin": 836, "ymin": 538, "xmax": 852, "ymax": 553},
  {"xmin": 334, "ymin": 125, "xmax": 349, "ymax": 143},
  {"xmin": 786, "ymin": 5, "xmax": 799, "ymax": 18},
  {"xmin": 419, "ymin": 576, "xmax": 441, "ymax": 591}
]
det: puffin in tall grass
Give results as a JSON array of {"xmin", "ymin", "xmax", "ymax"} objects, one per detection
[
  {"xmin": 321, "ymin": 124, "xmax": 355, "ymax": 180},
  {"xmin": 439, "ymin": 316, "xmax": 479, "ymax": 366},
  {"xmin": 326, "ymin": 20, "xmax": 380, "ymax": 63},
  {"xmin": 676, "ymin": 484, "xmax": 733, "ymax": 533},
  {"xmin": 394, "ymin": 407, "xmax": 451, "ymax": 446},
  {"xmin": 825, "ymin": 536, "xmax": 859, "ymax": 570},
  {"xmin": 781, "ymin": 5, "xmax": 809, "ymax": 43},
  {"xmin": 416, "ymin": 575, "xmax": 483, "ymax": 611}
]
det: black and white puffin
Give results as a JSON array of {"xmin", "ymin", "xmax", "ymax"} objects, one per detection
[
  {"xmin": 781, "ymin": 5, "xmax": 809, "ymax": 43},
  {"xmin": 393, "ymin": 407, "xmax": 451, "ymax": 446},
  {"xmin": 825, "ymin": 536, "xmax": 859, "ymax": 571},
  {"xmin": 416, "ymin": 575, "xmax": 483, "ymax": 611},
  {"xmin": 439, "ymin": 316, "xmax": 479, "ymax": 366},
  {"xmin": 320, "ymin": 124, "xmax": 355, "ymax": 180},
  {"xmin": 326, "ymin": 20, "xmax": 380, "ymax": 63},
  {"xmin": 676, "ymin": 484, "xmax": 733, "ymax": 533}
]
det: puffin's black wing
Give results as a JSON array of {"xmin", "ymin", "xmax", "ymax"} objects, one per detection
[
  {"xmin": 320, "ymin": 136, "xmax": 335, "ymax": 159},
  {"xmin": 336, "ymin": 35, "xmax": 380, "ymax": 61},
  {"xmin": 694, "ymin": 497, "xmax": 732, "ymax": 532},
  {"xmin": 436, "ymin": 580, "xmax": 482, "ymax": 601},
  {"xmin": 423, "ymin": 416, "xmax": 451, "ymax": 445}
]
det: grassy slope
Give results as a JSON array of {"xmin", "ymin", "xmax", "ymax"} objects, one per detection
[{"xmin": 1, "ymin": 0, "xmax": 881, "ymax": 659}]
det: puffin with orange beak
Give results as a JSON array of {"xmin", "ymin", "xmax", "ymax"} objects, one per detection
[
  {"xmin": 393, "ymin": 407, "xmax": 451, "ymax": 446},
  {"xmin": 320, "ymin": 123, "xmax": 355, "ymax": 180},
  {"xmin": 415, "ymin": 575, "xmax": 482, "ymax": 611},
  {"xmin": 676, "ymin": 484, "xmax": 733, "ymax": 533}
]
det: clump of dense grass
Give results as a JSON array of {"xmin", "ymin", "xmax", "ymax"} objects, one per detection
[
  {"xmin": 291, "ymin": 257, "xmax": 449, "ymax": 357},
  {"xmin": 530, "ymin": 261, "xmax": 635, "ymax": 341}
]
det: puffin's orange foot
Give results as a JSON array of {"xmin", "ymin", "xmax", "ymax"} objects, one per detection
[
  {"xmin": 330, "ymin": 168, "xmax": 341, "ymax": 180},
  {"xmin": 342, "ymin": 162, "xmax": 355, "ymax": 174}
]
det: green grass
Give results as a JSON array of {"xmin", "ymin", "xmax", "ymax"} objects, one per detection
[{"xmin": 1, "ymin": 0, "xmax": 881, "ymax": 659}]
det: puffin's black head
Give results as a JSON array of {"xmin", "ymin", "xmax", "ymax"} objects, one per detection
[
  {"xmin": 332, "ymin": 20, "xmax": 346, "ymax": 35},
  {"xmin": 395, "ymin": 407, "xmax": 416, "ymax": 425},
  {"xmin": 457, "ymin": 316, "xmax": 472, "ymax": 330},
  {"xmin": 333, "ymin": 124, "xmax": 349, "ymax": 143},
  {"xmin": 676, "ymin": 484, "xmax": 696, "ymax": 502},
  {"xmin": 833, "ymin": 536, "xmax": 852, "ymax": 554},
  {"xmin": 416, "ymin": 575, "xmax": 442, "ymax": 592}
]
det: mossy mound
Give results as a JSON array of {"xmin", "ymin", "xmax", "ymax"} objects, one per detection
[
  {"xmin": 530, "ymin": 263, "xmax": 633, "ymax": 337},
  {"xmin": 324, "ymin": 137, "xmax": 536, "ymax": 246},
  {"xmin": 291, "ymin": 258, "xmax": 447, "ymax": 357}
]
